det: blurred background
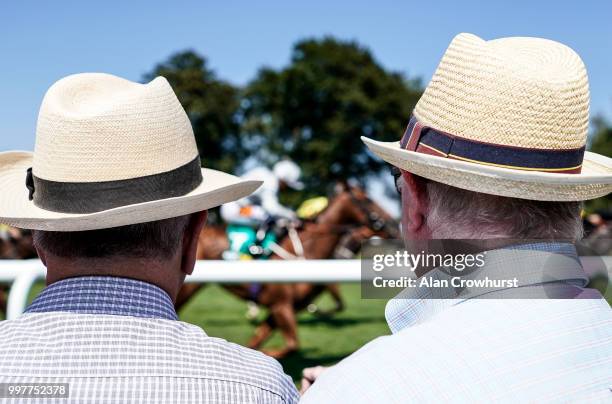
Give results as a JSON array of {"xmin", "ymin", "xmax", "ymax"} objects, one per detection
[{"xmin": 0, "ymin": 0, "xmax": 610, "ymax": 381}]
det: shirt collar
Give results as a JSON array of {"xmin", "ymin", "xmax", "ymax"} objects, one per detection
[
  {"xmin": 384, "ymin": 242, "xmax": 590, "ymax": 334},
  {"xmin": 25, "ymin": 276, "xmax": 178, "ymax": 320}
]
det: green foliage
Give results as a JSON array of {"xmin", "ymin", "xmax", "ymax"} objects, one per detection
[
  {"xmin": 144, "ymin": 51, "xmax": 243, "ymax": 173},
  {"xmin": 586, "ymin": 117, "xmax": 612, "ymax": 213},
  {"xmin": 242, "ymin": 37, "xmax": 423, "ymax": 194}
]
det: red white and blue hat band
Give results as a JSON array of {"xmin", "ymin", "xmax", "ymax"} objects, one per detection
[{"xmin": 400, "ymin": 116, "xmax": 585, "ymax": 174}]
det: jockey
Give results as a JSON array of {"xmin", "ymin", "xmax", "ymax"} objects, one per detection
[
  {"xmin": 220, "ymin": 159, "xmax": 304, "ymax": 319},
  {"xmin": 221, "ymin": 159, "xmax": 304, "ymax": 226}
]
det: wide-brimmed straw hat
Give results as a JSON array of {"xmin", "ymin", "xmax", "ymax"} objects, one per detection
[
  {"xmin": 0, "ymin": 73, "xmax": 262, "ymax": 231},
  {"xmin": 362, "ymin": 33, "xmax": 612, "ymax": 201}
]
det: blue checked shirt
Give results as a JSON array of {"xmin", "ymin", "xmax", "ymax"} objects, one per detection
[
  {"xmin": 0, "ymin": 276, "xmax": 299, "ymax": 404},
  {"xmin": 302, "ymin": 243, "xmax": 612, "ymax": 403}
]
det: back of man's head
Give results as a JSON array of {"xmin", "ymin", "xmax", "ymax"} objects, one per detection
[
  {"xmin": 423, "ymin": 178, "xmax": 583, "ymax": 240},
  {"xmin": 32, "ymin": 212, "xmax": 207, "ymax": 300},
  {"xmin": 33, "ymin": 215, "xmax": 191, "ymax": 260}
]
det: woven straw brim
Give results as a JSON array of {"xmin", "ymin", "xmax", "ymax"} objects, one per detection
[
  {"xmin": 362, "ymin": 137, "xmax": 612, "ymax": 201},
  {"xmin": 0, "ymin": 152, "xmax": 262, "ymax": 231}
]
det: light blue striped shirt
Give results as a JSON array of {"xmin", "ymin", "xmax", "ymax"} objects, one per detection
[
  {"xmin": 25, "ymin": 276, "xmax": 179, "ymax": 320},
  {"xmin": 1, "ymin": 276, "xmax": 299, "ymax": 403},
  {"xmin": 302, "ymin": 244, "xmax": 612, "ymax": 403}
]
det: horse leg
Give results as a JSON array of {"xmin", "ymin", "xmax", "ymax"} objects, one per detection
[
  {"xmin": 248, "ymin": 314, "xmax": 275, "ymax": 350},
  {"xmin": 246, "ymin": 284, "xmax": 298, "ymax": 358},
  {"xmin": 294, "ymin": 283, "xmax": 343, "ymax": 317},
  {"xmin": 175, "ymin": 284, "xmax": 205, "ymax": 312},
  {"xmin": 326, "ymin": 283, "xmax": 345, "ymax": 313},
  {"xmin": 260, "ymin": 302, "xmax": 298, "ymax": 359}
]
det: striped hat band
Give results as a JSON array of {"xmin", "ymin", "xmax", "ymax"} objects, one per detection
[{"xmin": 400, "ymin": 116, "xmax": 585, "ymax": 174}]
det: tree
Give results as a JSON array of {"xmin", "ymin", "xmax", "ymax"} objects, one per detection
[
  {"xmin": 144, "ymin": 51, "xmax": 243, "ymax": 173},
  {"xmin": 242, "ymin": 37, "xmax": 423, "ymax": 195}
]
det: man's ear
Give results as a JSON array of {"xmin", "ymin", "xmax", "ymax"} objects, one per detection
[
  {"xmin": 400, "ymin": 172, "xmax": 428, "ymax": 236},
  {"xmin": 31, "ymin": 231, "xmax": 47, "ymax": 266},
  {"xmin": 180, "ymin": 211, "xmax": 208, "ymax": 276}
]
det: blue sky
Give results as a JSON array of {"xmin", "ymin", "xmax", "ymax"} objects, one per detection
[{"xmin": 1, "ymin": 0, "xmax": 611, "ymax": 151}]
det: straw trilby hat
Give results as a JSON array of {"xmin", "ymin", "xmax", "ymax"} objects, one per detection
[
  {"xmin": 0, "ymin": 73, "xmax": 262, "ymax": 231},
  {"xmin": 362, "ymin": 33, "xmax": 612, "ymax": 201}
]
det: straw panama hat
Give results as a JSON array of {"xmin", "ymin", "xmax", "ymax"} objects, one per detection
[
  {"xmin": 0, "ymin": 73, "xmax": 262, "ymax": 231},
  {"xmin": 362, "ymin": 33, "xmax": 612, "ymax": 201}
]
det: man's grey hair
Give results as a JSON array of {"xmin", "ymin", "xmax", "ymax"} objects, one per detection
[
  {"xmin": 33, "ymin": 215, "xmax": 192, "ymax": 260},
  {"xmin": 424, "ymin": 180, "xmax": 583, "ymax": 240}
]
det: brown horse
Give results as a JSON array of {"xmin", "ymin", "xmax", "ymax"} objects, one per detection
[{"xmin": 176, "ymin": 183, "xmax": 398, "ymax": 358}]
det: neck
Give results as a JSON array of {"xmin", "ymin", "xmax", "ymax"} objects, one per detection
[
  {"xmin": 44, "ymin": 254, "xmax": 184, "ymax": 302},
  {"xmin": 317, "ymin": 193, "xmax": 355, "ymax": 225}
]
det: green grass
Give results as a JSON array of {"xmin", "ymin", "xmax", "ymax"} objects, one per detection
[{"xmin": 179, "ymin": 284, "xmax": 389, "ymax": 381}]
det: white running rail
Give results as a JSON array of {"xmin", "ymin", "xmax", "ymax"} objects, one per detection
[
  {"xmin": 0, "ymin": 257, "xmax": 610, "ymax": 321},
  {"xmin": 0, "ymin": 259, "xmax": 363, "ymax": 320}
]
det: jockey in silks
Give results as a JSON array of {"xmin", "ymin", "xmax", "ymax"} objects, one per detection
[
  {"xmin": 220, "ymin": 159, "xmax": 304, "ymax": 319},
  {"xmin": 221, "ymin": 159, "xmax": 303, "ymax": 241}
]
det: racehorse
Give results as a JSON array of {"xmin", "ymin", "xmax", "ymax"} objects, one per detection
[{"xmin": 175, "ymin": 183, "xmax": 398, "ymax": 358}]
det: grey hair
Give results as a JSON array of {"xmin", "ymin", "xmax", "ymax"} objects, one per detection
[
  {"xmin": 33, "ymin": 215, "xmax": 192, "ymax": 260},
  {"xmin": 424, "ymin": 180, "xmax": 583, "ymax": 240}
]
